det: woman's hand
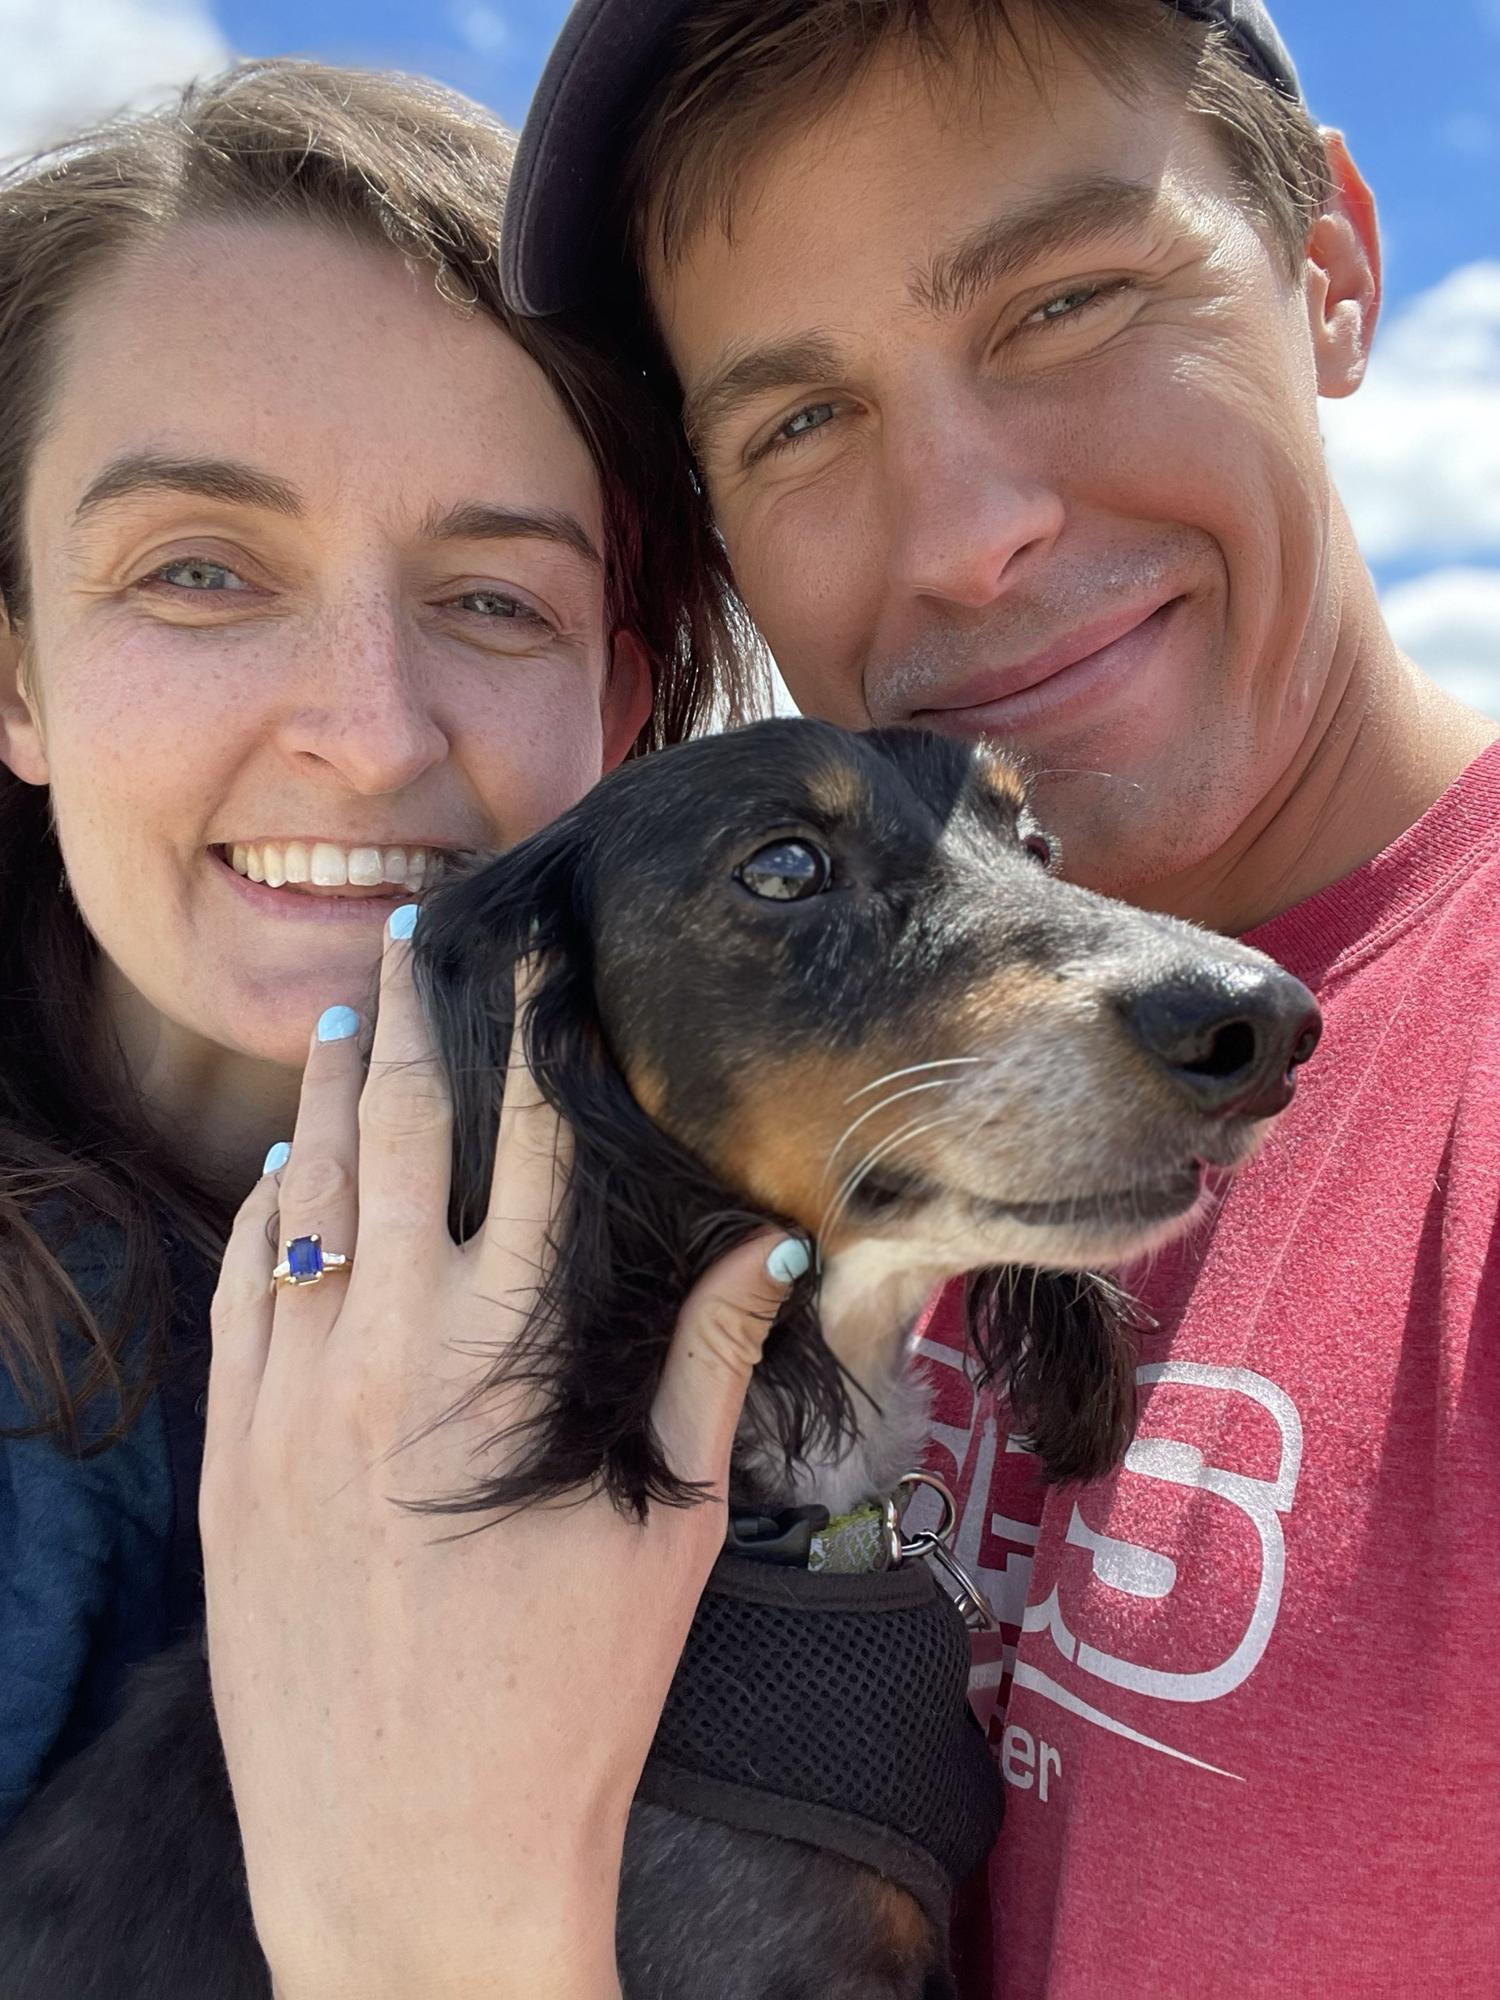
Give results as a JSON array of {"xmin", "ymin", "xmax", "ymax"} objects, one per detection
[{"xmin": 200, "ymin": 912, "xmax": 799, "ymax": 2000}]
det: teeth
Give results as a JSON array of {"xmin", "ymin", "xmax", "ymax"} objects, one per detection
[
  {"xmin": 309, "ymin": 842, "xmax": 348, "ymax": 887},
  {"xmin": 225, "ymin": 839, "xmax": 450, "ymax": 894}
]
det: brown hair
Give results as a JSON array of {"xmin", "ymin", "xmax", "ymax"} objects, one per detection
[
  {"xmin": 623, "ymin": 0, "xmax": 1331, "ymax": 286},
  {"xmin": 0, "ymin": 59, "xmax": 755, "ymax": 1450}
]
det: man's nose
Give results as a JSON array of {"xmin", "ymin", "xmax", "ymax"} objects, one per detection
[
  {"xmin": 883, "ymin": 405, "xmax": 1065, "ymax": 608},
  {"xmin": 279, "ymin": 604, "xmax": 449, "ymax": 796},
  {"xmin": 1117, "ymin": 964, "xmax": 1322, "ymax": 1120}
]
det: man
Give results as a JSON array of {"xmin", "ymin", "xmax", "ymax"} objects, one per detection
[{"xmin": 502, "ymin": 4, "xmax": 1500, "ymax": 1994}]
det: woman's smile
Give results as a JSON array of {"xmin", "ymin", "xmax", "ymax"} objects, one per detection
[
  {"xmin": 211, "ymin": 840, "xmax": 476, "ymax": 922},
  {"xmin": 219, "ymin": 837, "xmax": 470, "ymax": 894}
]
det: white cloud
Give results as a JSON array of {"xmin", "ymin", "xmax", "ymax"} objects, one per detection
[
  {"xmin": 1442, "ymin": 111, "xmax": 1497, "ymax": 158},
  {"xmin": 0, "ymin": 0, "xmax": 230, "ymax": 161},
  {"xmin": 450, "ymin": 3, "xmax": 510, "ymax": 56},
  {"xmin": 1322, "ymin": 261, "xmax": 1500, "ymax": 568},
  {"xmin": 1382, "ymin": 567, "xmax": 1500, "ymax": 720}
]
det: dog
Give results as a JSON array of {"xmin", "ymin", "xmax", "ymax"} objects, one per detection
[{"xmin": 0, "ymin": 720, "xmax": 1319, "ymax": 1999}]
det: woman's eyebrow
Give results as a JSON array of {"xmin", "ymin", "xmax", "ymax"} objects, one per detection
[
  {"xmin": 421, "ymin": 500, "xmax": 602, "ymax": 567},
  {"xmin": 73, "ymin": 452, "xmax": 303, "ymax": 521},
  {"xmin": 69, "ymin": 460, "xmax": 601, "ymax": 569}
]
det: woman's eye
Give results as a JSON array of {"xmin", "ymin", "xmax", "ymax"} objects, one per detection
[
  {"xmin": 455, "ymin": 590, "xmax": 536, "ymax": 620},
  {"xmin": 151, "ymin": 558, "xmax": 250, "ymax": 592},
  {"xmin": 736, "ymin": 839, "xmax": 834, "ymax": 902}
]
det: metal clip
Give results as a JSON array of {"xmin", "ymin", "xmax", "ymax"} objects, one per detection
[{"xmin": 893, "ymin": 1471, "xmax": 1001, "ymax": 1633}]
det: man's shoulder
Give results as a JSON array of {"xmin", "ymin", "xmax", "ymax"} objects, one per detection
[{"xmin": 1312, "ymin": 805, "xmax": 1500, "ymax": 1002}]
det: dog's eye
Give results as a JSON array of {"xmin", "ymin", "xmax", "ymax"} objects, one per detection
[
  {"xmin": 736, "ymin": 839, "xmax": 833, "ymax": 902},
  {"xmin": 1022, "ymin": 831, "xmax": 1055, "ymax": 869}
]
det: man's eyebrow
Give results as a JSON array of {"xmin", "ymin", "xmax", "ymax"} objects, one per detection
[
  {"xmin": 681, "ymin": 180, "xmax": 1164, "ymax": 454},
  {"xmin": 682, "ymin": 334, "xmax": 848, "ymax": 458},
  {"xmin": 421, "ymin": 500, "xmax": 602, "ymax": 567},
  {"xmin": 73, "ymin": 453, "xmax": 303, "ymax": 521},
  {"xmin": 913, "ymin": 175, "xmax": 1163, "ymax": 317}
]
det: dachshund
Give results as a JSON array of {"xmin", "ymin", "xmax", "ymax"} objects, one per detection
[{"xmin": 0, "ymin": 720, "xmax": 1319, "ymax": 1999}]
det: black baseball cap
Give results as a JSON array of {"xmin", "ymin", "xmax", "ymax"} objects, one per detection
[{"xmin": 502, "ymin": 0, "xmax": 1304, "ymax": 317}]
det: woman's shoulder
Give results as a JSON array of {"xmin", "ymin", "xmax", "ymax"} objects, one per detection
[{"xmin": 0, "ymin": 1204, "xmax": 189, "ymax": 1838}]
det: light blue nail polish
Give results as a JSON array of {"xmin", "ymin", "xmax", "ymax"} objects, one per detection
[
  {"xmin": 316, "ymin": 1005, "xmax": 360, "ymax": 1043},
  {"xmin": 388, "ymin": 904, "xmax": 420, "ymax": 941},
  {"xmin": 766, "ymin": 1236, "xmax": 812, "ymax": 1286},
  {"xmin": 262, "ymin": 1141, "xmax": 291, "ymax": 1175}
]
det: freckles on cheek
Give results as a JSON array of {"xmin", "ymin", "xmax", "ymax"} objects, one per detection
[{"xmin": 488, "ymin": 686, "xmax": 608, "ymax": 839}]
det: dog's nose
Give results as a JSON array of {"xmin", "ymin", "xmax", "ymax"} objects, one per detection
[{"xmin": 1119, "ymin": 965, "xmax": 1322, "ymax": 1119}]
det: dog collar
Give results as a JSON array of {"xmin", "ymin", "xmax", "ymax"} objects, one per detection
[
  {"xmin": 809, "ymin": 1498, "xmax": 893, "ymax": 1574},
  {"xmin": 726, "ymin": 1472, "xmax": 1001, "ymax": 1627}
]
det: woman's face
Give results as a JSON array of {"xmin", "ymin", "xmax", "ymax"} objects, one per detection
[{"xmin": 2, "ymin": 221, "xmax": 649, "ymax": 1070}]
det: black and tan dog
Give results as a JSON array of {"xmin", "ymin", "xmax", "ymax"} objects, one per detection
[{"xmin": 0, "ymin": 721, "xmax": 1318, "ymax": 1999}]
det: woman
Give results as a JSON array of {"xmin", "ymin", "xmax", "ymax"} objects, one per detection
[{"xmin": 0, "ymin": 60, "xmax": 801, "ymax": 1993}]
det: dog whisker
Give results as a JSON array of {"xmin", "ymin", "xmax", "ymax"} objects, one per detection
[
  {"xmin": 823, "ymin": 1076, "xmax": 965, "ymax": 1182},
  {"xmin": 844, "ymin": 1056, "xmax": 982, "ymax": 1103},
  {"xmin": 818, "ymin": 1109, "xmax": 969, "ymax": 1248}
]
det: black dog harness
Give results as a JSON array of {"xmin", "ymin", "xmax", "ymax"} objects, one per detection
[{"xmin": 637, "ymin": 1526, "xmax": 1005, "ymax": 1935}]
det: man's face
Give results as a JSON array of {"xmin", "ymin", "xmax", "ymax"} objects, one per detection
[{"xmin": 650, "ymin": 23, "xmax": 1368, "ymax": 902}]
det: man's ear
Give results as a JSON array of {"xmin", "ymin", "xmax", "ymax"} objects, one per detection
[
  {"xmin": 0, "ymin": 612, "xmax": 49, "ymax": 785},
  {"xmin": 1305, "ymin": 131, "xmax": 1382, "ymax": 402},
  {"xmin": 601, "ymin": 629, "xmax": 655, "ymax": 769}
]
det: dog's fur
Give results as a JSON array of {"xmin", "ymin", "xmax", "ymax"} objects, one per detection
[{"xmin": 0, "ymin": 721, "xmax": 1317, "ymax": 1998}]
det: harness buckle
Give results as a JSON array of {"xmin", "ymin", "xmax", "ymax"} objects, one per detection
[{"xmin": 725, "ymin": 1503, "xmax": 831, "ymax": 1565}]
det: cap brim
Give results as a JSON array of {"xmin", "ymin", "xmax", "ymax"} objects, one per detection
[{"xmin": 503, "ymin": 0, "xmax": 1303, "ymax": 319}]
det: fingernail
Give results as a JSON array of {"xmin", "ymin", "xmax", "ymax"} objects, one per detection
[
  {"xmin": 766, "ymin": 1236, "xmax": 812, "ymax": 1286},
  {"xmin": 316, "ymin": 1005, "xmax": 360, "ymax": 1043},
  {"xmin": 262, "ymin": 1141, "xmax": 291, "ymax": 1175},
  {"xmin": 388, "ymin": 904, "xmax": 420, "ymax": 941}
]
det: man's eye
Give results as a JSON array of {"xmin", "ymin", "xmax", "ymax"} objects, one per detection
[
  {"xmin": 152, "ymin": 559, "xmax": 249, "ymax": 592},
  {"xmin": 782, "ymin": 402, "xmax": 836, "ymax": 440},
  {"xmin": 1022, "ymin": 282, "xmax": 1126, "ymax": 331}
]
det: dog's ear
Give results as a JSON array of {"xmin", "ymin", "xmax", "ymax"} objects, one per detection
[
  {"xmin": 413, "ymin": 821, "xmax": 847, "ymax": 1522},
  {"xmin": 414, "ymin": 815, "xmax": 594, "ymax": 1243},
  {"xmin": 965, "ymin": 1269, "xmax": 1140, "ymax": 1484}
]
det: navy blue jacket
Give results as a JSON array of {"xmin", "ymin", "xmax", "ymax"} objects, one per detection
[{"xmin": 0, "ymin": 1221, "xmax": 213, "ymax": 1838}]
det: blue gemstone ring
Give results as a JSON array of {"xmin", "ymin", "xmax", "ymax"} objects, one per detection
[{"xmin": 270, "ymin": 1233, "xmax": 353, "ymax": 1294}]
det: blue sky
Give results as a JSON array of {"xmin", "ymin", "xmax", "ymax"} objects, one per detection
[
  {"xmin": 208, "ymin": 0, "xmax": 1500, "ymax": 306},
  {"xmin": 5, "ymin": 0, "xmax": 1498, "ymax": 709}
]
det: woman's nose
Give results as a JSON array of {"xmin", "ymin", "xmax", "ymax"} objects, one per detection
[{"xmin": 278, "ymin": 605, "xmax": 449, "ymax": 796}]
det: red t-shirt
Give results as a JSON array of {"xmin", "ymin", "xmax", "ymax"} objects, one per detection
[{"xmin": 919, "ymin": 739, "xmax": 1500, "ymax": 1999}]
